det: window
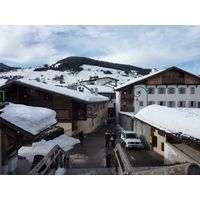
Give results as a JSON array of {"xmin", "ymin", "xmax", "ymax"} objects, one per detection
[
  {"xmin": 178, "ymin": 87, "xmax": 186, "ymax": 94},
  {"xmin": 190, "ymin": 87, "xmax": 195, "ymax": 94},
  {"xmin": 178, "ymin": 101, "xmax": 186, "ymax": 107},
  {"xmin": 161, "ymin": 142, "xmax": 164, "ymax": 151},
  {"xmin": 139, "ymin": 101, "xmax": 143, "ymax": 106},
  {"xmin": 158, "ymin": 131, "xmax": 165, "ymax": 137},
  {"xmin": 168, "ymin": 101, "xmax": 175, "ymax": 107},
  {"xmin": 158, "ymin": 87, "xmax": 166, "ymax": 94},
  {"xmin": 148, "ymin": 101, "xmax": 155, "ymax": 106},
  {"xmin": 168, "ymin": 87, "xmax": 175, "ymax": 94},
  {"xmin": 148, "ymin": 88, "xmax": 155, "ymax": 94},
  {"xmin": 122, "ymin": 101, "xmax": 127, "ymax": 107},
  {"xmin": 78, "ymin": 110, "xmax": 84, "ymax": 120},
  {"xmin": 56, "ymin": 109, "xmax": 70, "ymax": 118},
  {"xmin": 158, "ymin": 101, "xmax": 166, "ymax": 106},
  {"xmin": 44, "ymin": 93, "xmax": 52, "ymax": 100},
  {"xmin": 189, "ymin": 101, "xmax": 196, "ymax": 108}
]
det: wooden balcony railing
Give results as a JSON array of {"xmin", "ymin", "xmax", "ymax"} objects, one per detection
[
  {"xmin": 121, "ymin": 94, "xmax": 134, "ymax": 99},
  {"xmin": 121, "ymin": 106, "xmax": 134, "ymax": 112}
]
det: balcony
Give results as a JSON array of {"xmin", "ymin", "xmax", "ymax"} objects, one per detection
[
  {"xmin": 121, "ymin": 94, "xmax": 134, "ymax": 99},
  {"xmin": 121, "ymin": 106, "xmax": 134, "ymax": 112}
]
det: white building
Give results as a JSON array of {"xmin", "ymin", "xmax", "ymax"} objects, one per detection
[{"xmin": 115, "ymin": 66, "xmax": 200, "ymax": 122}]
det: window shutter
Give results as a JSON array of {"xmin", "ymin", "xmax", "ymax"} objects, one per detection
[
  {"xmin": 161, "ymin": 142, "xmax": 164, "ymax": 151},
  {"xmin": 152, "ymin": 136, "xmax": 157, "ymax": 147}
]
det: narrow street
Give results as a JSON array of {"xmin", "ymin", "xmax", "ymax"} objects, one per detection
[{"xmin": 66, "ymin": 118, "xmax": 164, "ymax": 172}]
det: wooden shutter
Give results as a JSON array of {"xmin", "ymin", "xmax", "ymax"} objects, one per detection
[
  {"xmin": 152, "ymin": 136, "xmax": 157, "ymax": 147},
  {"xmin": 161, "ymin": 142, "xmax": 164, "ymax": 151}
]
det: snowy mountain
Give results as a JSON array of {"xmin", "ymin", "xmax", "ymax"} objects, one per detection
[
  {"xmin": 0, "ymin": 63, "xmax": 144, "ymax": 89},
  {"xmin": 0, "ymin": 63, "xmax": 20, "ymax": 72},
  {"xmin": 33, "ymin": 56, "xmax": 151, "ymax": 75}
]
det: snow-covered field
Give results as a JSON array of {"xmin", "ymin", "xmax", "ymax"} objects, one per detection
[{"xmin": 0, "ymin": 64, "xmax": 136, "ymax": 87}]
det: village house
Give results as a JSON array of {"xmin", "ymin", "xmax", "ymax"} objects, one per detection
[
  {"xmin": 0, "ymin": 102, "xmax": 57, "ymax": 175},
  {"xmin": 0, "ymin": 80, "xmax": 109, "ymax": 136},
  {"xmin": 134, "ymin": 105, "xmax": 200, "ymax": 166},
  {"xmin": 115, "ymin": 66, "xmax": 200, "ymax": 123},
  {"xmin": 79, "ymin": 76, "xmax": 118, "ymax": 87}
]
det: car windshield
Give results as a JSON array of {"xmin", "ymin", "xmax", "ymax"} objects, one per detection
[{"xmin": 126, "ymin": 133, "xmax": 138, "ymax": 139}]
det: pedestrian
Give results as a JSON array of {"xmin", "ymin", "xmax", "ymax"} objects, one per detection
[
  {"xmin": 110, "ymin": 131, "xmax": 117, "ymax": 148},
  {"xmin": 104, "ymin": 119, "xmax": 107, "ymax": 126},
  {"xmin": 105, "ymin": 130, "xmax": 111, "ymax": 149},
  {"xmin": 79, "ymin": 129, "xmax": 84, "ymax": 147}
]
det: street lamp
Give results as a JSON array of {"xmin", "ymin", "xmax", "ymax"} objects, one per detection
[{"xmin": 133, "ymin": 86, "xmax": 148, "ymax": 106}]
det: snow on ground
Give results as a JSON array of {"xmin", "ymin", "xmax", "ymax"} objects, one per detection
[
  {"xmin": 18, "ymin": 134, "xmax": 79, "ymax": 164},
  {"xmin": 0, "ymin": 65, "xmax": 135, "ymax": 87},
  {"xmin": 0, "ymin": 102, "xmax": 57, "ymax": 135},
  {"xmin": 55, "ymin": 167, "xmax": 67, "ymax": 175},
  {"xmin": 135, "ymin": 104, "xmax": 200, "ymax": 139}
]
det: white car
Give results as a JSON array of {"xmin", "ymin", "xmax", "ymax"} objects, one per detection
[{"xmin": 120, "ymin": 130, "xmax": 143, "ymax": 149}]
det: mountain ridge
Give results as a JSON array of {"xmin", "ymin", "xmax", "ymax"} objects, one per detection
[{"xmin": 53, "ymin": 56, "xmax": 151, "ymax": 75}]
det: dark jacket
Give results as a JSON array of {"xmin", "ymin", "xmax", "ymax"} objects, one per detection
[
  {"xmin": 105, "ymin": 133, "xmax": 111, "ymax": 140},
  {"xmin": 79, "ymin": 131, "xmax": 84, "ymax": 140}
]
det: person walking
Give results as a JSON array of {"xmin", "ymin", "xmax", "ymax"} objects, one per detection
[
  {"xmin": 110, "ymin": 131, "xmax": 117, "ymax": 148},
  {"xmin": 79, "ymin": 129, "xmax": 84, "ymax": 147},
  {"xmin": 105, "ymin": 130, "xmax": 111, "ymax": 149}
]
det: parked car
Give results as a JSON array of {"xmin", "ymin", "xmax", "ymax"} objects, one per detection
[{"xmin": 120, "ymin": 130, "xmax": 143, "ymax": 149}]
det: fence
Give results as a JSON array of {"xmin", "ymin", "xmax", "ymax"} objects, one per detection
[{"xmin": 28, "ymin": 145, "xmax": 71, "ymax": 175}]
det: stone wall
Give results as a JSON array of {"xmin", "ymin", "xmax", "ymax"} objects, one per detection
[
  {"xmin": 134, "ymin": 119, "xmax": 151, "ymax": 150},
  {"xmin": 118, "ymin": 113, "xmax": 133, "ymax": 131},
  {"xmin": 164, "ymin": 142, "xmax": 196, "ymax": 165}
]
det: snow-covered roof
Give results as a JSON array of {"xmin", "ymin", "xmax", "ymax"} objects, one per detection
[
  {"xmin": 115, "ymin": 66, "xmax": 200, "ymax": 90},
  {"xmin": 86, "ymin": 85, "xmax": 115, "ymax": 93},
  {"xmin": 135, "ymin": 105, "xmax": 200, "ymax": 140},
  {"xmin": 0, "ymin": 103, "xmax": 57, "ymax": 135},
  {"xmin": 3, "ymin": 80, "xmax": 109, "ymax": 103},
  {"xmin": 115, "ymin": 69, "xmax": 163, "ymax": 90}
]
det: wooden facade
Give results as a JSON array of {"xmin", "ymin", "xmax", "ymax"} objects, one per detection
[
  {"xmin": 0, "ymin": 82, "xmax": 87, "ymax": 128},
  {"xmin": 0, "ymin": 81, "xmax": 108, "ymax": 136}
]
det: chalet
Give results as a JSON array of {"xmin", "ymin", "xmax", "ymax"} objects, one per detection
[
  {"xmin": 134, "ymin": 105, "xmax": 200, "ymax": 165},
  {"xmin": 80, "ymin": 85, "xmax": 116, "ymax": 117},
  {"xmin": 115, "ymin": 66, "xmax": 200, "ymax": 123},
  {"xmin": 79, "ymin": 76, "xmax": 118, "ymax": 87},
  {"xmin": 0, "ymin": 102, "xmax": 57, "ymax": 174},
  {"xmin": 0, "ymin": 81, "xmax": 109, "ymax": 136}
]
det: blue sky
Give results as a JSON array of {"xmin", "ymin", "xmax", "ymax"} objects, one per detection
[
  {"xmin": 1, "ymin": 25, "xmax": 200, "ymax": 75},
  {"xmin": 1, "ymin": 2, "xmax": 200, "ymax": 75}
]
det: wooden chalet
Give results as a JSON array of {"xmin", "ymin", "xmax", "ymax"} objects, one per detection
[
  {"xmin": 115, "ymin": 66, "xmax": 200, "ymax": 121},
  {"xmin": 0, "ymin": 81, "xmax": 109, "ymax": 136}
]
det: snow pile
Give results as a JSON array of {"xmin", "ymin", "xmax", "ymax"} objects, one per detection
[
  {"xmin": 55, "ymin": 167, "xmax": 67, "ymax": 175},
  {"xmin": 18, "ymin": 134, "xmax": 79, "ymax": 163},
  {"xmin": 0, "ymin": 103, "xmax": 57, "ymax": 135},
  {"xmin": 135, "ymin": 104, "xmax": 200, "ymax": 139}
]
